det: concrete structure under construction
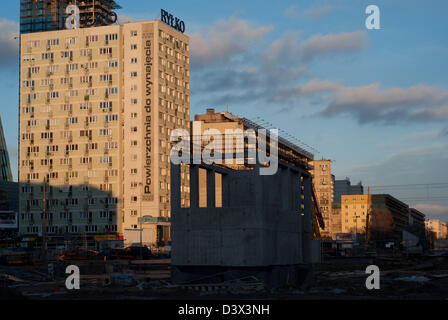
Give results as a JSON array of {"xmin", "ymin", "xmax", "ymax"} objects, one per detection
[
  {"xmin": 409, "ymin": 208, "xmax": 425, "ymax": 229},
  {"xmin": 19, "ymin": 19, "xmax": 190, "ymax": 247},
  {"xmin": 20, "ymin": 0, "xmax": 122, "ymax": 34},
  {"xmin": 171, "ymin": 161, "xmax": 320, "ymax": 288}
]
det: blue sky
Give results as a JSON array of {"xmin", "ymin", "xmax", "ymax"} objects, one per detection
[{"xmin": 1, "ymin": 0, "xmax": 448, "ymax": 219}]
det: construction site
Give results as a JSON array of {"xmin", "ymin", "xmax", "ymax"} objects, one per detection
[
  {"xmin": 1, "ymin": 111, "xmax": 448, "ymax": 300},
  {"xmin": 1, "ymin": 0, "xmax": 446, "ymax": 303},
  {"xmin": 20, "ymin": 0, "xmax": 121, "ymax": 34}
]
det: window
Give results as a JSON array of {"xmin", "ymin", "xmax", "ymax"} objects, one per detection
[
  {"xmin": 131, "ymin": 72, "xmax": 137, "ymax": 77},
  {"xmin": 106, "ymin": 33, "xmax": 118, "ymax": 41},
  {"xmin": 47, "ymin": 39, "xmax": 59, "ymax": 46},
  {"xmin": 131, "ymin": 141, "xmax": 138, "ymax": 146},
  {"xmin": 131, "ymin": 113, "xmax": 138, "ymax": 118},
  {"xmin": 105, "ymin": 114, "xmax": 118, "ymax": 122},
  {"xmin": 131, "ymin": 44, "xmax": 137, "ymax": 50},
  {"xmin": 131, "ymin": 169, "xmax": 138, "ymax": 175},
  {"xmin": 100, "ymin": 47, "xmax": 112, "ymax": 55},
  {"xmin": 99, "ymin": 129, "xmax": 112, "ymax": 136},
  {"xmin": 131, "ymin": 31, "xmax": 138, "ymax": 37},
  {"xmin": 131, "ymin": 58, "xmax": 138, "ymax": 64},
  {"xmin": 100, "ymin": 101, "xmax": 113, "ymax": 110},
  {"xmin": 86, "ymin": 35, "xmax": 99, "ymax": 43}
]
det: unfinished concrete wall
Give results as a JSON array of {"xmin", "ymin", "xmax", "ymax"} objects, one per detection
[{"xmin": 171, "ymin": 162, "xmax": 315, "ymax": 274}]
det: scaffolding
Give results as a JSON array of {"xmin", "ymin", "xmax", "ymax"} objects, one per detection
[{"xmin": 20, "ymin": 0, "xmax": 122, "ymax": 34}]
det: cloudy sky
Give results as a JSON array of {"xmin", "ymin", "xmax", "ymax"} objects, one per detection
[{"xmin": 1, "ymin": 0, "xmax": 447, "ymax": 219}]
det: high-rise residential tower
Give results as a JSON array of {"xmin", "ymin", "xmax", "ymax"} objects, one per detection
[
  {"xmin": 310, "ymin": 159, "xmax": 334, "ymax": 239},
  {"xmin": 19, "ymin": 19, "xmax": 190, "ymax": 247},
  {"xmin": 0, "ymin": 116, "xmax": 13, "ymax": 182}
]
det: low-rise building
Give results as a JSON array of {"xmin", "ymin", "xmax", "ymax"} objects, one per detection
[
  {"xmin": 425, "ymin": 219, "xmax": 448, "ymax": 240},
  {"xmin": 341, "ymin": 194, "xmax": 370, "ymax": 235},
  {"xmin": 341, "ymin": 194, "xmax": 410, "ymax": 241}
]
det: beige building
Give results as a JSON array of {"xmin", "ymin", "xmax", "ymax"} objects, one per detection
[
  {"xmin": 425, "ymin": 219, "xmax": 448, "ymax": 240},
  {"xmin": 342, "ymin": 194, "xmax": 411, "ymax": 240},
  {"xmin": 310, "ymin": 160, "xmax": 333, "ymax": 239},
  {"xmin": 19, "ymin": 20, "xmax": 190, "ymax": 247},
  {"xmin": 331, "ymin": 203, "xmax": 342, "ymax": 236},
  {"xmin": 341, "ymin": 194, "xmax": 370, "ymax": 235}
]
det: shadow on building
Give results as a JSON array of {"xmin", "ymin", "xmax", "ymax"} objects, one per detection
[{"xmin": 2, "ymin": 182, "xmax": 122, "ymax": 251}]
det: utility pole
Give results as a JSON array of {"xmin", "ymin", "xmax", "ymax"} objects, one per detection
[{"xmin": 365, "ymin": 187, "xmax": 371, "ymax": 250}]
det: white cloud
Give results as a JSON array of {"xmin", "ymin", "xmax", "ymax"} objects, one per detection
[
  {"xmin": 299, "ymin": 31, "xmax": 368, "ymax": 61},
  {"xmin": 263, "ymin": 31, "xmax": 368, "ymax": 64},
  {"xmin": 0, "ymin": 19, "xmax": 19, "ymax": 67},
  {"xmin": 303, "ymin": 5, "xmax": 334, "ymax": 19},
  {"xmin": 414, "ymin": 204, "xmax": 448, "ymax": 221},
  {"xmin": 319, "ymin": 83, "xmax": 448, "ymax": 124},
  {"xmin": 190, "ymin": 17, "xmax": 273, "ymax": 69},
  {"xmin": 284, "ymin": 5, "xmax": 300, "ymax": 19}
]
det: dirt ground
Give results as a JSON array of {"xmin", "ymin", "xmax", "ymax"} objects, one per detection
[{"xmin": 2, "ymin": 255, "xmax": 448, "ymax": 300}]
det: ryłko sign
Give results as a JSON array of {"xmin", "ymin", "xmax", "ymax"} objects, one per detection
[{"xmin": 160, "ymin": 9, "xmax": 186, "ymax": 33}]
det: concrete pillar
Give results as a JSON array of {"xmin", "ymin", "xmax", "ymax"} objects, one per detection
[
  {"xmin": 302, "ymin": 173, "xmax": 312, "ymax": 263},
  {"xmin": 290, "ymin": 169, "xmax": 297, "ymax": 211},
  {"xmin": 254, "ymin": 163, "xmax": 263, "ymax": 209},
  {"xmin": 190, "ymin": 165, "xmax": 199, "ymax": 208},
  {"xmin": 221, "ymin": 173, "xmax": 230, "ymax": 208},
  {"xmin": 298, "ymin": 173, "xmax": 303, "ymax": 214},
  {"xmin": 170, "ymin": 163, "xmax": 181, "ymax": 210},
  {"xmin": 206, "ymin": 169, "xmax": 216, "ymax": 208}
]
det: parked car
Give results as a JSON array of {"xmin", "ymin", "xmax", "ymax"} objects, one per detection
[
  {"xmin": 126, "ymin": 246, "xmax": 152, "ymax": 260},
  {"xmin": 97, "ymin": 248, "xmax": 134, "ymax": 260},
  {"xmin": 59, "ymin": 249, "xmax": 98, "ymax": 261}
]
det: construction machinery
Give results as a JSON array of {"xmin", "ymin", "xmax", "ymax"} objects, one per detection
[{"xmin": 20, "ymin": 0, "xmax": 122, "ymax": 34}]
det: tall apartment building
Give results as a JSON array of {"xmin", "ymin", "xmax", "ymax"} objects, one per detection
[
  {"xmin": 19, "ymin": 20, "xmax": 190, "ymax": 247},
  {"xmin": 0, "ymin": 116, "xmax": 13, "ymax": 182},
  {"xmin": 310, "ymin": 159, "xmax": 333, "ymax": 239}
]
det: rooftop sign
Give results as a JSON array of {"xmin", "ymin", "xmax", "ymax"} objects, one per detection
[{"xmin": 160, "ymin": 9, "xmax": 186, "ymax": 33}]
